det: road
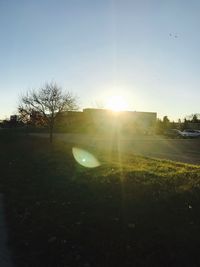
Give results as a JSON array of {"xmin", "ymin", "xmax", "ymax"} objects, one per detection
[{"xmin": 31, "ymin": 133, "xmax": 200, "ymax": 165}]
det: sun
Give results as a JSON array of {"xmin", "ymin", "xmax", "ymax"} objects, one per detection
[{"xmin": 105, "ymin": 95, "xmax": 128, "ymax": 112}]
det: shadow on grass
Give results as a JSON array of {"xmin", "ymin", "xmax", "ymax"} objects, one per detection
[{"xmin": 1, "ymin": 132, "xmax": 200, "ymax": 267}]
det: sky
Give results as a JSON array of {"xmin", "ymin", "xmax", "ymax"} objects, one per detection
[{"xmin": 0, "ymin": 0, "xmax": 200, "ymax": 120}]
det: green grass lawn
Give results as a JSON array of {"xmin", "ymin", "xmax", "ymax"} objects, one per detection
[{"xmin": 1, "ymin": 131, "xmax": 200, "ymax": 267}]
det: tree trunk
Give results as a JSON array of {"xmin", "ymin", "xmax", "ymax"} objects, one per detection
[{"xmin": 49, "ymin": 122, "xmax": 54, "ymax": 143}]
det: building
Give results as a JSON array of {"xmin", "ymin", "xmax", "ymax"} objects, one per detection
[
  {"xmin": 83, "ymin": 108, "xmax": 157, "ymax": 133},
  {"xmin": 10, "ymin": 115, "xmax": 19, "ymax": 122}
]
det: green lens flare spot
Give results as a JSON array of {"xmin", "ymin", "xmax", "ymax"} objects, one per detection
[{"xmin": 72, "ymin": 147, "xmax": 100, "ymax": 168}]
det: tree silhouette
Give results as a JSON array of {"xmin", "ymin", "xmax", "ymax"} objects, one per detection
[
  {"xmin": 192, "ymin": 114, "xmax": 199, "ymax": 123},
  {"xmin": 162, "ymin": 116, "xmax": 170, "ymax": 129},
  {"xmin": 19, "ymin": 82, "xmax": 78, "ymax": 142}
]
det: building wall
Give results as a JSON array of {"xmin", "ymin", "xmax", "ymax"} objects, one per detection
[
  {"xmin": 83, "ymin": 109, "xmax": 157, "ymax": 133},
  {"xmin": 56, "ymin": 109, "xmax": 157, "ymax": 133}
]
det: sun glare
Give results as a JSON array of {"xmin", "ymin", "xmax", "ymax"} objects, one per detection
[{"xmin": 105, "ymin": 95, "xmax": 128, "ymax": 112}]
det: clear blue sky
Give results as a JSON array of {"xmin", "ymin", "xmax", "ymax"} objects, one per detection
[{"xmin": 0, "ymin": 0, "xmax": 200, "ymax": 120}]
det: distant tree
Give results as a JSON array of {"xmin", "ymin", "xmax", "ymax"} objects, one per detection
[
  {"xmin": 191, "ymin": 114, "xmax": 199, "ymax": 123},
  {"xmin": 185, "ymin": 113, "xmax": 200, "ymax": 123},
  {"xmin": 170, "ymin": 121, "xmax": 176, "ymax": 129},
  {"xmin": 177, "ymin": 118, "xmax": 182, "ymax": 130},
  {"xmin": 155, "ymin": 116, "xmax": 171, "ymax": 134},
  {"xmin": 183, "ymin": 118, "xmax": 189, "ymax": 130},
  {"xmin": 155, "ymin": 118, "xmax": 163, "ymax": 134},
  {"xmin": 162, "ymin": 116, "xmax": 170, "ymax": 129},
  {"xmin": 19, "ymin": 82, "xmax": 78, "ymax": 142},
  {"xmin": 18, "ymin": 108, "xmax": 31, "ymax": 125}
]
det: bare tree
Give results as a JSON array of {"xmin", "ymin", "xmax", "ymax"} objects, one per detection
[{"xmin": 19, "ymin": 82, "xmax": 78, "ymax": 142}]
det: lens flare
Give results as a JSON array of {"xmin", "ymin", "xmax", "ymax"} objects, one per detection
[{"xmin": 72, "ymin": 147, "xmax": 100, "ymax": 168}]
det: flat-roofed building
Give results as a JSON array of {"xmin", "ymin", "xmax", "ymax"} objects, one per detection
[
  {"xmin": 83, "ymin": 108, "xmax": 157, "ymax": 134},
  {"xmin": 55, "ymin": 108, "xmax": 157, "ymax": 133}
]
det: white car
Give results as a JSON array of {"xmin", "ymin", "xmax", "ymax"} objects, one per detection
[{"xmin": 181, "ymin": 129, "xmax": 200, "ymax": 137}]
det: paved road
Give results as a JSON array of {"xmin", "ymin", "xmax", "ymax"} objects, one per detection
[{"xmin": 32, "ymin": 133, "xmax": 200, "ymax": 165}]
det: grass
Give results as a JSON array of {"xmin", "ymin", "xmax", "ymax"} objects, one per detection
[{"xmin": 1, "ymin": 131, "xmax": 200, "ymax": 266}]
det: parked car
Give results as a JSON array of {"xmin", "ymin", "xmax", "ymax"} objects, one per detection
[
  {"xmin": 181, "ymin": 129, "xmax": 200, "ymax": 138},
  {"xmin": 164, "ymin": 129, "xmax": 182, "ymax": 138}
]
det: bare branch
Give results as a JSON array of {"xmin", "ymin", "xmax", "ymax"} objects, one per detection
[{"xmin": 18, "ymin": 82, "xmax": 78, "ymax": 142}]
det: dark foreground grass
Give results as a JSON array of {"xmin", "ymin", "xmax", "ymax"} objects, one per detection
[{"xmin": 1, "ymin": 131, "xmax": 200, "ymax": 266}]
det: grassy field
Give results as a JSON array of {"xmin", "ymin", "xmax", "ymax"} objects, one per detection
[{"xmin": 1, "ymin": 131, "xmax": 200, "ymax": 266}]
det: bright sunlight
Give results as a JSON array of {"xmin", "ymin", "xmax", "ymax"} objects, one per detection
[{"xmin": 105, "ymin": 95, "xmax": 128, "ymax": 112}]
